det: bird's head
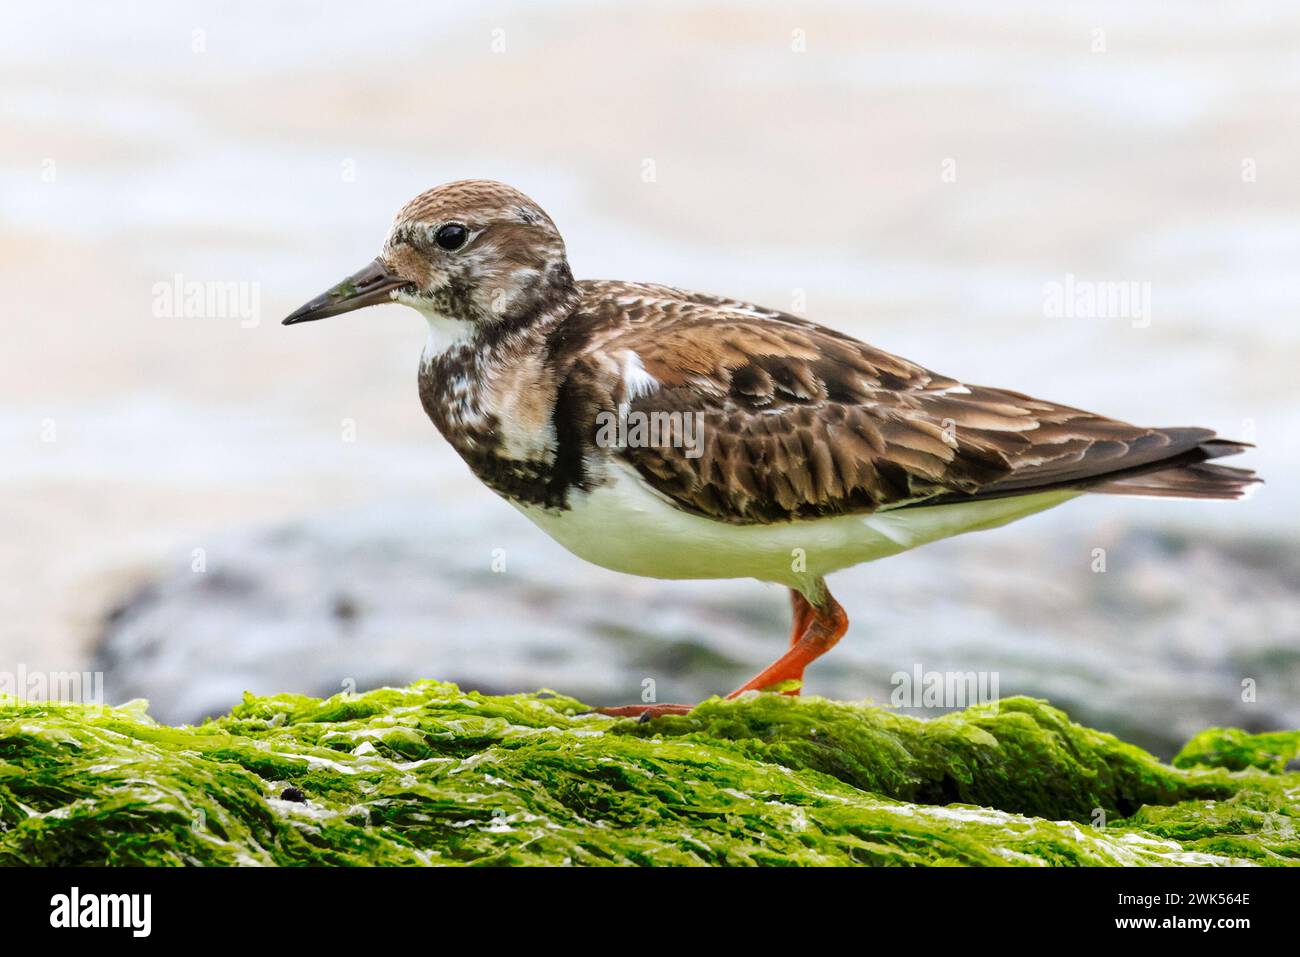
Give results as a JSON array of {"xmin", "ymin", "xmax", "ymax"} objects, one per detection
[{"xmin": 282, "ymin": 180, "xmax": 573, "ymax": 335}]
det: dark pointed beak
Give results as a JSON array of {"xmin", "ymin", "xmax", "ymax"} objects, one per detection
[{"xmin": 281, "ymin": 258, "xmax": 414, "ymax": 325}]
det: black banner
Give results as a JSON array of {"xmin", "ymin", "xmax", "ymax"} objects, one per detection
[{"xmin": 0, "ymin": 865, "xmax": 1285, "ymax": 942}]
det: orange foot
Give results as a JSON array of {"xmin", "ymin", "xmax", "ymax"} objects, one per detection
[
  {"xmin": 592, "ymin": 702, "xmax": 693, "ymax": 721},
  {"xmin": 594, "ymin": 582, "xmax": 848, "ymax": 721}
]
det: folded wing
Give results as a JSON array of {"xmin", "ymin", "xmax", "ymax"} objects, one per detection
[{"xmin": 568, "ymin": 282, "xmax": 1258, "ymax": 524}]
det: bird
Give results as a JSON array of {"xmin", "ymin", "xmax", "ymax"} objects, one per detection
[{"xmin": 283, "ymin": 179, "xmax": 1260, "ymax": 718}]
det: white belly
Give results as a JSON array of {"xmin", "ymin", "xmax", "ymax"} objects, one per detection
[{"xmin": 514, "ymin": 464, "xmax": 1077, "ymax": 592}]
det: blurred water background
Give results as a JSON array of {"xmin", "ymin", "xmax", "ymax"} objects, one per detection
[{"xmin": 3, "ymin": 1, "xmax": 1298, "ymax": 756}]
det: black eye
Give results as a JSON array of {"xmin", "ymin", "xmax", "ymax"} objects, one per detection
[{"xmin": 434, "ymin": 222, "xmax": 469, "ymax": 251}]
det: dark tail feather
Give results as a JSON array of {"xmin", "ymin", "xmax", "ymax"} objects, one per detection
[{"xmin": 1090, "ymin": 438, "xmax": 1261, "ymax": 500}]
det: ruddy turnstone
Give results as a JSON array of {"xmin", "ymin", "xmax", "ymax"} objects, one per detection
[{"xmin": 283, "ymin": 180, "xmax": 1260, "ymax": 718}]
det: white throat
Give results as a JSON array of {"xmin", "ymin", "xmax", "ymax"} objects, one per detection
[{"xmin": 415, "ymin": 306, "xmax": 477, "ymax": 366}]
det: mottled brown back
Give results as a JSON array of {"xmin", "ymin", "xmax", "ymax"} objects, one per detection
[{"xmin": 563, "ymin": 281, "xmax": 1255, "ymax": 524}]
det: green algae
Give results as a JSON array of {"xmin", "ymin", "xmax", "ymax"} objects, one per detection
[
  {"xmin": 1174, "ymin": 726, "xmax": 1300, "ymax": 773},
  {"xmin": 0, "ymin": 683, "xmax": 1296, "ymax": 866}
]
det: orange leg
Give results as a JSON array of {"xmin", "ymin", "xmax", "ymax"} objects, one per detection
[
  {"xmin": 724, "ymin": 589, "xmax": 847, "ymax": 699},
  {"xmin": 764, "ymin": 589, "xmax": 817, "ymax": 696},
  {"xmin": 789, "ymin": 588, "xmax": 815, "ymax": 647},
  {"xmin": 596, "ymin": 583, "xmax": 847, "ymax": 719}
]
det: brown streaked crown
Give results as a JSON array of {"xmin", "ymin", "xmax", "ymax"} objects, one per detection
[{"xmin": 392, "ymin": 179, "xmax": 559, "ymax": 233}]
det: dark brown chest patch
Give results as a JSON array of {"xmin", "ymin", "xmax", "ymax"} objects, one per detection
[{"xmin": 417, "ymin": 350, "xmax": 590, "ymax": 510}]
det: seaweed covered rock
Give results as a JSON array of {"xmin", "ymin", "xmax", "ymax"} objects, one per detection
[
  {"xmin": 1173, "ymin": 726, "xmax": 1300, "ymax": 773},
  {"xmin": 0, "ymin": 683, "xmax": 1296, "ymax": 866}
]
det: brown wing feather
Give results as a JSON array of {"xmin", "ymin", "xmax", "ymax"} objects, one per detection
[{"xmin": 569, "ymin": 281, "xmax": 1256, "ymax": 524}]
